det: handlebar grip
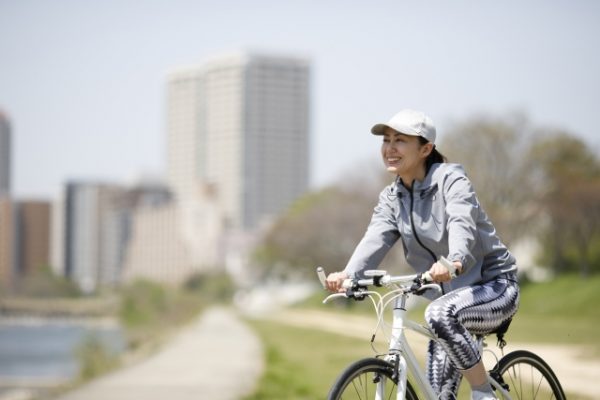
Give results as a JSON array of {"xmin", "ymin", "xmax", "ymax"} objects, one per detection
[
  {"xmin": 316, "ymin": 267, "xmax": 327, "ymax": 289},
  {"xmin": 439, "ymin": 256, "xmax": 458, "ymax": 279},
  {"xmin": 342, "ymin": 279, "xmax": 354, "ymax": 289}
]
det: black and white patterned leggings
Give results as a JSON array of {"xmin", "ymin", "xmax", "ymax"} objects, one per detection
[{"xmin": 424, "ymin": 273, "xmax": 519, "ymax": 399}]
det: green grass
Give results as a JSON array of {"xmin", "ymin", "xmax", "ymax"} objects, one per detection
[
  {"xmin": 118, "ymin": 273, "xmax": 235, "ymax": 349},
  {"xmin": 508, "ymin": 274, "xmax": 600, "ymax": 352},
  {"xmin": 303, "ymin": 274, "xmax": 600, "ymax": 350},
  {"xmin": 244, "ymin": 320, "xmax": 371, "ymax": 399}
]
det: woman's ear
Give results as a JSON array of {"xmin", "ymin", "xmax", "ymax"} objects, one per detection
[{"xmin": 421, "ymin": 142, "xmax": 434, "ymax": 158}]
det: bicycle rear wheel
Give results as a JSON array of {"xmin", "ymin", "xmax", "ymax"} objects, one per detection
[
  {"xmin": 328, "ymin": 357, "xmax": 419, "ymax": 400},
  {"xmin": 492, "ymin": 350, "xmax": 566, "ymax": 400}
]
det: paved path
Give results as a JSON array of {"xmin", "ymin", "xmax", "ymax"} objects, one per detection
[
  {"xmin": 56, "ymin": 308, "xmax": 263, "ymax": 400},
  {"xmin": 266, "ymin": 308, "xmax": 599, "ymax": 399}
]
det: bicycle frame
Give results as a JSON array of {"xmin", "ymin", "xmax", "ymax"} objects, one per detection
[
  {"xmin": 387, "ymin": 292, "xmax": 437, "ymax": 400},
  {"xmin": 386, "ymin": 293, "xmax": 512, "ymax": 400}
]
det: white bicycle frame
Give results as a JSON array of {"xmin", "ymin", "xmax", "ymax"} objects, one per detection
[{"xmin": 321, "ymin": 270, "xmax": 513, "ymax": 400}]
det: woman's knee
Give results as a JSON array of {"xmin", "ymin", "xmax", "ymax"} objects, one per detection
[{"xmin": 425, "ymin": 299, "xmax": 452, "ymax": 331}]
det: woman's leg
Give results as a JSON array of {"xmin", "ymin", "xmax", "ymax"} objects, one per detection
[
  {"xmin": 426, "ymin": 339, "xmax": 462, "ymax": 399},
  {"xmin": 424, "ymin": 275, "xmax": 519, "ymax": 394}
]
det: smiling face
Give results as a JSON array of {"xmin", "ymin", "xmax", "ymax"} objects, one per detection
[{"xmin": 381, "ymin": 127, "xmax": 433, "ymax": 183}]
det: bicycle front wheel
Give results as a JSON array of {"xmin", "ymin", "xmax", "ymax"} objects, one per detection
[
  {"xmin": 492, "ymin": 350, "xmax": 566, "ymax": 400},
  {"xmin": 328, "ymin": 357, "xmax": 419, "ymax": 400}
]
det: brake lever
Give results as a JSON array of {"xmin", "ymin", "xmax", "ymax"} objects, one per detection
[
  {"xmin": 411, "ymin": 273, "xmax": 440, "ymax": 295},
  {"xmin": 346, "ymin": 286, "xmax": 368, "ymax": 301}
]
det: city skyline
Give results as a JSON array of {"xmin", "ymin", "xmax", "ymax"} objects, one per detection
[
  {"xmin": 1, "ymin": 1, "xmax": 599, "ymax": 199},
  {"xmin": 52, "ymin": 51, "xmax": 312, "ymax": 291}
]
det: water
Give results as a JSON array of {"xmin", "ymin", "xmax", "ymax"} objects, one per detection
[{"xmin": 0, "ymin": 317, "xmax": 125, "ymax": 385}]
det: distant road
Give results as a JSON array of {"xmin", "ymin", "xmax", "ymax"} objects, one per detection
[{"xmin": 55, "ymin": 308, "xmax": 263, "ymax": 400}]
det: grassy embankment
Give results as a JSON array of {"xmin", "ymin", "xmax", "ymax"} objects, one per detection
[
  {"xmin": 244, "ymin": 274, "xmax": 600, "ymax": 399},
  {"xmin": 76, "ymin": 273, "xmax": 234, "ymax": 381}
]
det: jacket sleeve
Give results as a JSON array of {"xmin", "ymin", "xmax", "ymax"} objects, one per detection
[
  {"xmin": 444, "ymin": 169, "xmax": 480, "ymax": 273},
  {"xmin": 343, "ymin": 187, "xmax": 400, "ymax": 279}
]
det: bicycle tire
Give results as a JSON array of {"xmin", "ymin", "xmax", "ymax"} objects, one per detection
[
  {"xmin": 328, "ymin": 357, "xmax": 419, "ymax": 400},
  {"xmin": 492, "ymin": 350, "xmax": 566, "ymax": 400}
]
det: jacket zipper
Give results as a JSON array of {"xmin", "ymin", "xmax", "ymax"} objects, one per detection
[{"xmin": 409, "ymin": 183, "xmax": 445, "ymax": 294}]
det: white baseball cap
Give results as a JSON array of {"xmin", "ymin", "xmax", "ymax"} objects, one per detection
[{"xmin": 371, "ymin": 109, "xmax": 436, "ymax": 144}]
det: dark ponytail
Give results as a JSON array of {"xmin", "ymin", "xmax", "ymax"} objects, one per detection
[{"xmin": 418, "ymin": 136, "xmax": 447, "ymax": 173}]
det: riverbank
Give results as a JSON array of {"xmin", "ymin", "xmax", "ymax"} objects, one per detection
[
  {"xmin": 0, "ymin": 297, "xmax": 118, "ymax": 318},
  {"xmin": 0, "ymin": 315, "xmax": 124, "ymax": 400},
  {"xmin": 0, "ymin": 274, "xmax": 238, "ymax": 400}
]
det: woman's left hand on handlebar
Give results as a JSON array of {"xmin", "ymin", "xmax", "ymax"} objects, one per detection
[{"xmin": 428, "ymin": 261, "xmax": 462, "ymax": 283}]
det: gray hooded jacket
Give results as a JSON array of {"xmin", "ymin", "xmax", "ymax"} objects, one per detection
[{"xmin": 344, "ymin": 163, "xmax": 517, "ymax": 295}]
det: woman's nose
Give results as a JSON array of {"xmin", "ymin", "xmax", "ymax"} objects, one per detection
[{"xmin": 385, "ymin": 144, "xmax": 398, "ymax": 154}]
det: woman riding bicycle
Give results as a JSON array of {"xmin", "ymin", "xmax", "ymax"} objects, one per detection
[{"xmin": 325, "ymin": 109, "xmax": 520, "ymax": 400}]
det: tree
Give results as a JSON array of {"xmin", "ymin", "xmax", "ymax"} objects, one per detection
[
  {"xmin": 440, "ymin": 113, "xmax": 536, "ymax": 245},
  {"xmin": 253, "ymin": 175, "xmax": 409, "ymax": 279},
  {"xmin": 526, "ymin": 132, "xmax": 600, "ymax": 277},
  {"xmin": 253, "ymin": 186, "xmax": 373, "ymax": 278}
]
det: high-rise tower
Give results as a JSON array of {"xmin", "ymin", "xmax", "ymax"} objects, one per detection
[{"xmin": 167, "ymin": 52, "xmax": 310, "ymax": 231}]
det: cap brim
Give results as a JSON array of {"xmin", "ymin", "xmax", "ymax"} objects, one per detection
[
  {"xmin": 371, "ymin": 123, "xmax": 389, "ymax": 135},
  {"xmin": 371, "ymin": 123, "xmax": 421, "ymax": 137}
]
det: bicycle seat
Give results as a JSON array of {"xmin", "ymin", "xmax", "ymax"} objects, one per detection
[{"xmin": 485, "ymin": 317, "xmax": 513, "ymax": 349}]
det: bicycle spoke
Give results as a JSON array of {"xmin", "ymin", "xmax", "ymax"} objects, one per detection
[
  {"xmin": 506, "ymin": 365, "xmax": 521, "ymax": 399},
  {"xmin": 386, "ymin": 380, "xmax": 395, "ymax": 400},
  {"xmin": 531, "ymin": 364, "xmax": 540, "ymax": 399},
  {"xmin": 350, "ymin": 375, "xmax": 362, "ymax": 399},
  {"xmin": 497, "ymin": 352, "xmax": 565, "ymax": 400}
]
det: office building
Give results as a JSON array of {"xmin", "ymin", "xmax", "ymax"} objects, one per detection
[
  {"xmin": 0, "ymin": 199, "xmax": 51, "ymax": 292},
  {"xmin": 0, "ymin": 199, "xmax": 14, "ymax": 290},
  {"xmin": 60, "ymin": 181, "xmax": 172, "ymax": 292},
  {"xmin": 15, "ymin": 201, "xmax": 51, "ymax": 277},
  {"xmin": 63, "ymin": 182, "xmax": 131, "ymax": 293},
  {"xmin": 122, "ymin": 51, "xmax": 311, "ymax": 284},
  {"xmin": 167, "ymin": 52, "xmax": 311, "ymax": 231},
  {"xmin": 0, "ymin": 111, "xmax": 10, "ymax": 198}
]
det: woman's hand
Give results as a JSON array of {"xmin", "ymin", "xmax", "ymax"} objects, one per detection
[
  {"xmin": 325, "ymin": 271, "xmax": 349, "ymax": 293},
  {"xmin": 428, "ymin": 261, "xmax": 462, "ymax": 283}
]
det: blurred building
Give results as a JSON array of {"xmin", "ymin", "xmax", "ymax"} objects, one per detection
[
  {"xmin": 122, "ymin": 181, "xmax": 223, "ymax": 284},
  {"xmin": 58, "ymin": 181, "xmax": 171, "ymax": 293},
  {"xmin": 122, "ymin": 203, "xmax": 190, "ymax": 284},
  {"xmin": 0, "ymin": 199, "xmax": 51, "ymax": 292},
  {"xmin": 167, "ymin": 52, "xmax": 310, "ymax": 231},
  {"xmin": 139, "ymin": 52, "xmax": 311, "ymax": 282},
  {"xmin": 0, "ymin": 199, "xmax": 15, "ymax": 291},
  {"xmin": 0, "ymin": 110, "xmax": 10, "ymax": 198},
  {"xmin": 15, "ymin": 201, "xmax": 51, "ymax": 277}
]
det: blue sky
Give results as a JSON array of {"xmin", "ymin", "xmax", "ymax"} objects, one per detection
[{"xmin": 1, "ymin": 0, "xmax": 599, "ymax": 198}]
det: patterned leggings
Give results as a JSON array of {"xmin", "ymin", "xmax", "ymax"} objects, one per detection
[{"xmin": 424, "ymin": 273, "xmax": 519, "ymax": 399}]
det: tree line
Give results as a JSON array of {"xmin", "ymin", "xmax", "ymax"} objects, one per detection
[{"xmin": 253, "ymin": 113, "xmax": 600, "ymax": 279}]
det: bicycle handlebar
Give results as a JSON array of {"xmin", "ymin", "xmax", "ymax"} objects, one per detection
[
  {"xmin": 317, "ymin": 256, "xmax": 455, "ymax": 294},
  {"xmin": 316, "ymin": 267, "xmax": 442, "ymax": 301}
]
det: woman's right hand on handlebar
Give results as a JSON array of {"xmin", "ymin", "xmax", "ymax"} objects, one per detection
[{"xmin": 325, "ymin": 271, "xmax": 349, "ymax": 293}]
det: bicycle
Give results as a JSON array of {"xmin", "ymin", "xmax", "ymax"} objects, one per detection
[{"xmin": 316, "ymin": 262, "xmax": 566, "ymax": 400}]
